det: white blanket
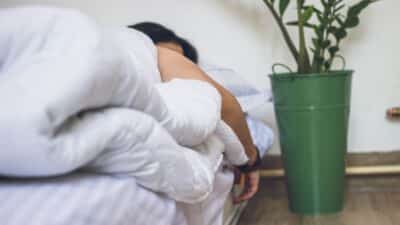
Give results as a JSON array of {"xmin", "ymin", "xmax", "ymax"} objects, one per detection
[{"xmin": 0, "ymin": 6, "xmax": 248, "ymax": 203}]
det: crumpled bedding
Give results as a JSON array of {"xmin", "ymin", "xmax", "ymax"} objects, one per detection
[{"xmin": 0, "ymin": 6, "xmax": 248, "ymax": 203}]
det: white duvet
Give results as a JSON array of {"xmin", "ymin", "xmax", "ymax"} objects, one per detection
[{"xmin": 0, "ymin": 6, "xmax": 248, "ymax": 203}]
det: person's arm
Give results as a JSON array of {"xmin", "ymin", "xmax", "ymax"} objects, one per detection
[
  {"xmin": 157, "ymin": 46, "xmax": 260, "ymax": 202},
  {"xmin": 156, "ymin": 46, "xmax": 258, "ymax": 164}
]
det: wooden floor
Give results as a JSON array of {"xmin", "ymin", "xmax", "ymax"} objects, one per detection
[{"xmin": 238, "ymin": 177, "xmax": 400, "ymax": 225}]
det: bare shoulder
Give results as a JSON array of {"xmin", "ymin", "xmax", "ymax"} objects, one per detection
[{"xmin": 156, "ymin": 46, "xmax": 209, "ymax": 82}]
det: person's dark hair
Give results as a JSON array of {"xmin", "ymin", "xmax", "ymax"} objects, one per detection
[{"xmin": 128, "ymin": 22, "xmax": 198, "ymax": 63}]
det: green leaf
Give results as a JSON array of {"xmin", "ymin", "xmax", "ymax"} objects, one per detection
[
  {"xmin": 313, "ymin": 26, "xmax": 324, "ymax": 39},
  {"xmin": 327, "ymin": 0, "xmax": 335, "ymax": 7},
  {"xmin": 348, "ymin": 0, "xmax": 374, "ymax": 17},
  {"xmin": 321, "ymin": 40, "xmax": 331, "ymax": 48},
  {"xmin": 334, "ymin": 4, "xmax": 345, "ymax": 13},
  {"xmin": 345, "ymin": 16, "xmax": 360, "ymax": 28},
  {"xmin": 327, "ymin": 26, "xmax": 338, "ymax": 35},
  {"xmin": 312, "ymin": 38, "xmax": 320, "ymax": 48},
  {"xmin": 301, "ymin": 6, "xmax": 314, "ymax": 23},
  {"xmin": 316, "ymin": 12, "xmax": 324, "ymax": 23},
  {"xmin": 324, "ymin": 61, "xmax": 332, "ymax": 70},
  {"xmin": 335, "ymin": 29, "xmax": 347, "ymax": 40},
  {"xmin": 335, "ymin": 16, "xmax": 345, "ymax": 27},
  {"xmin": 303, "ymin": 5, "xmax": 322, "ymax": 15},
  {"xmin": 320, "ymin": 0, "xmax": 328, "ymax": 8},
  {"xmin": 334, "ymin": 0, "xmax": 344, "ymax": 5},
  {"xmin": 328, "ymin": 46, "xmax": 339, "ymax": 56},
  {"xmin": 279, "ymin": 0, "xmax": 290, "ymax": 16}
]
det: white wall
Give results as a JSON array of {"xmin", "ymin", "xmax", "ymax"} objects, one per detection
[{"xmin": 1, "ymin": 0, "xmax": 399, "ymax": 154}]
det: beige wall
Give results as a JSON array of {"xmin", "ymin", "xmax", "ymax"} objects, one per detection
[{"xmin": 1, "ymin": 0, "xmax": 398, "ymax": 154}]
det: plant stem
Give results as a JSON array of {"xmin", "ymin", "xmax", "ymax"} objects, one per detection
[
  {"xmin": 297, "ymin": 0, "xmax": 311, "ymax": 73},
  {"xmin": 312, "ymin": 1, "xmax": 330, "ymax": 72},
  {"xmin": 262, "ymin": 0, "xmax": 299, "ymax": 64},
  {"xmin": 321, "ymin": 2, "xmax": 335, "ymax": 72}
]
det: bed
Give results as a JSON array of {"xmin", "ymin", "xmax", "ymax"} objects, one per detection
[{"xmin": 0, "ymin": 6, "xmax": 273, "ymax": 225}]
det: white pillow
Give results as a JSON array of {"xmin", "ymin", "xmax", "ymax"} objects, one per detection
[
  {"xmin": 199, "ymin": 62, "xmax": 271, "ymax": 112},
  {"xmin": 246, "ymin": 116, "xmax": 274, "ymax": 157}
]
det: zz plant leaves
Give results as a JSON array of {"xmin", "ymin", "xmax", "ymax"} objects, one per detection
[{"xmin": 262, "ymin": 0, "xmax": 378, "ymax": 73}]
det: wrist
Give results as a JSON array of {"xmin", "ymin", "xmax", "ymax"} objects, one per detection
[
  {"xmin": 246, "ymin": 145, "xmax": 259, "ymax": 165},
  {"xmin": 238, "ymin": 146, "xmax": 262, "ymax": 173}
]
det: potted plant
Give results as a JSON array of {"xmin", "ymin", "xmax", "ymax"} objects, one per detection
[{"xmin": 262, "ymin": 0, "xmax": 377, "ymax": 215}]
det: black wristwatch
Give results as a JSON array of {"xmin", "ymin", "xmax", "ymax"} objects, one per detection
[{"xmin": 237, "ymin": 147, "xmax": 262, "ymax": 173}]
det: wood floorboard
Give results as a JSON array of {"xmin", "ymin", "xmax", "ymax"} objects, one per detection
[{"xmin": 237, "ymin": 178, "xmax": 400, "ymax": 225}]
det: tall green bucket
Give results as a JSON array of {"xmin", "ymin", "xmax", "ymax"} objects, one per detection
[{"xmin": 269, "ymin": 70, "xmax": 353, "ymax": 215}]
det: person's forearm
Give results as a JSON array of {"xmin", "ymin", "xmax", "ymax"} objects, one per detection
[
  {"xmin": 213, "ymin": 84, "xmax": 258, "ymax": 163},
  {"xmin": 157, "ymin": 47, "xmax": 258, "ymax": 163}
]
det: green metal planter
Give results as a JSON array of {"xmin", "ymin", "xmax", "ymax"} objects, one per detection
[{"xmin": 269, "ymin": 70, "xmax": 353, "ymax": 215}]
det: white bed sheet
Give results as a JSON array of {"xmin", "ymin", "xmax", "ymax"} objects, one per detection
[{"xmin": 0, "ymin": 166, "xmax": 234, "ymax": 225}]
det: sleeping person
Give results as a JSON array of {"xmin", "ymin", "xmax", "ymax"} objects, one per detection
[
  {"xmin": 130, "ymin": 22, "xmax": 273, "ymax": 157},
  {"xmin": 130, "ymin": 22, "xmax": 274, "ymax": 203},
  {"xmin": 0, "ymin": 6, "xmax": 262, "ymax": 204}
]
